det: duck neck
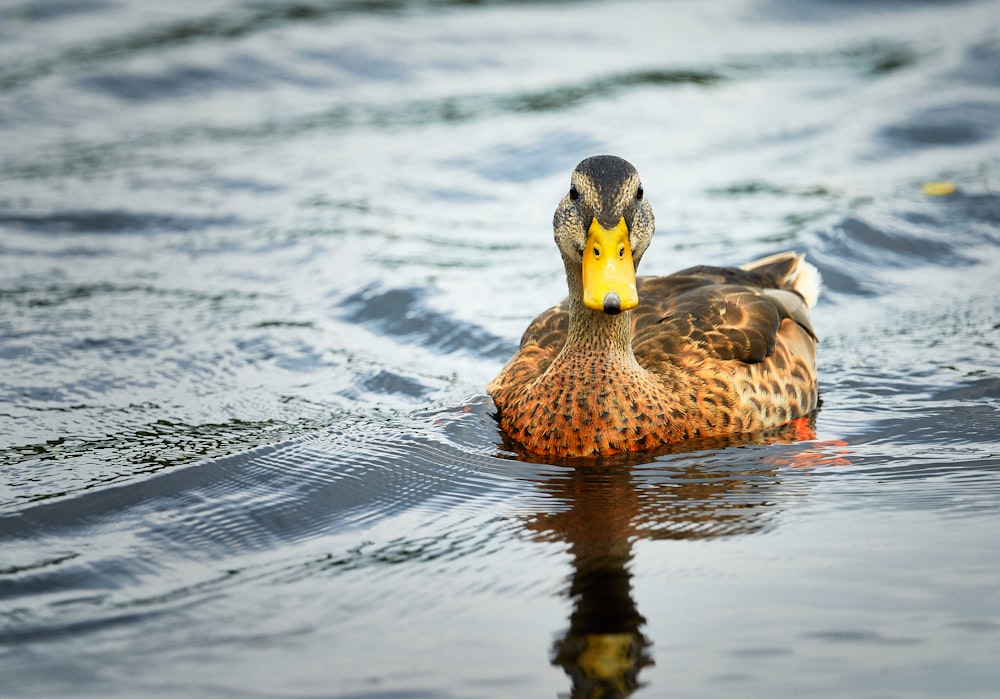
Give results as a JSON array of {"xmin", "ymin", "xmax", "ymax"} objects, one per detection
[{"xmin": 561, "ymin": 260, "xmax": 635, "ymax": 359}]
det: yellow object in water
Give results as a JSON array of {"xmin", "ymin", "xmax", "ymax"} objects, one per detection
[{"xmin": 922, "ymin": 181, "xmax": 957, "ymax": 197}]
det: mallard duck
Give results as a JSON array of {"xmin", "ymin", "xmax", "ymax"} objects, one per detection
[{"xmin": 488, "ymin": 155, "xmax": 820, "ymax": 457}]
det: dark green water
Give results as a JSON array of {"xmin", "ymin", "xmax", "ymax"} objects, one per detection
[{"xmin": 2, "ymin": 0, "xmax": 999, "ymax": 696}]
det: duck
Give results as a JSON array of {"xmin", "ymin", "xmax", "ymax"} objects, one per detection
[{"xmin": 488, "ymin": 155, "xmax": 820, "ymax": 457}]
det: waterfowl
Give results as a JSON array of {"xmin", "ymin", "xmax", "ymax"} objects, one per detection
[{"xmin": 488, "ymin": 155, "xmax": 820, "ymax": 457}]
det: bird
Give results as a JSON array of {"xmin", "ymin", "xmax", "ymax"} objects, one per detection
[{"xmin": 488, "ymin": 155, "xmax": 820, "ymax": 458}]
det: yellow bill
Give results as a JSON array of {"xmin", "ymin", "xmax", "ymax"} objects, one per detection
[{"xmin": 582, "ymin": 216, "xmax": 638, "ymax": 314}]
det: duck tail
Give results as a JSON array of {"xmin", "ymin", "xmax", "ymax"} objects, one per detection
[{"xmin": 741, "ymin": 251, "xmax": 821, "ymax": 308}]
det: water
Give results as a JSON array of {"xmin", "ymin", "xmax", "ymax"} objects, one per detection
[{"xmin": 2, "ymin": 0, "xmax": 999, "ymax": 696}]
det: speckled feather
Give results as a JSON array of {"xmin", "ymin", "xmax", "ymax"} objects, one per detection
[{"xmin": 490, "ymin": 264, "xmax": 818, "ymax": 456}]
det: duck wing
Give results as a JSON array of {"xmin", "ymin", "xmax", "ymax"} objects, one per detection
[{"xmin": 632, "ymin": 266, "xmax": 816, "ymax": 367}]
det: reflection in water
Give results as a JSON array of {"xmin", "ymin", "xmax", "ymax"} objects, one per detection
[
  {"xmin": 535, "ymin": 466, "xmax": 652, "ymax": 698},
  {"xmin": 522, "ymin": 419, "xmax": 841, "ymax": 697}
]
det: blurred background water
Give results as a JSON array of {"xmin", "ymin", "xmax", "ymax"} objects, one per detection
[{"xmin": 1, "ymin": 0, "xmax": 999, "ymax": 697}]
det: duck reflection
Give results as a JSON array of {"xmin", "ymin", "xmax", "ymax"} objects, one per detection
[
  {"xmin": 531, "ymin": 465, "xmax": 651, "ymax": 697},
  {"xmin": 519, "ymin": 419, "xmax": 843, "ymax": 698}
]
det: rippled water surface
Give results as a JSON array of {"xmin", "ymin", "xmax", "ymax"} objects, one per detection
[{"xmin": 2, "ymin": 0, "xmax": 999, "ymax": 697}]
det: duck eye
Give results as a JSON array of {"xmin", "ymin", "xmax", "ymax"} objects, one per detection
[
  {"xmin": 636, "ymin": 185, "xmax": 644, "ymax": 201},
  {"xmin": 569, "ymin": 184, "xmax": 579, "ymax": 201}
]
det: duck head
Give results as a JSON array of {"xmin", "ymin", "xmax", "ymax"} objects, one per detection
[{"xmin": 553, "ymin": 155, "xmax": 655, "ymax": 315}]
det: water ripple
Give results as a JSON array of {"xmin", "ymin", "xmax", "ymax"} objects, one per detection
[
  {"xmin": 0, "ymin": 0, "xmax": 416, "ymax": 91},
  {"xmin": 0, "ymin": 209, "xmax": 242, "ymax": 234},
  {"xmin": 339, "ymin": 284, "xmax": 516, "ymax": 360}
]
